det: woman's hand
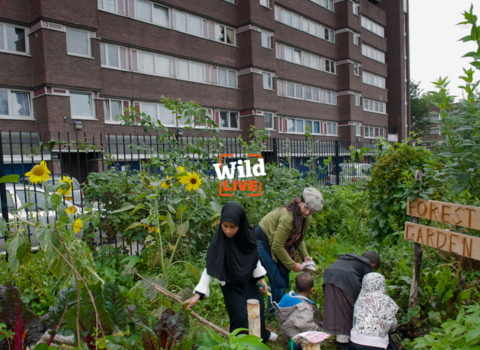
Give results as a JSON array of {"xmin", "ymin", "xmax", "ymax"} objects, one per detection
[
  {"xmin": 258, "ymin": 278, "xmax": 268, "ymax": 294},
  {"xmin": 304, "ymin": 256, "xmax": 313, "ymax": 262},
  {"xmin": 293, "ymin": 263, "xmax": 304, "ymax": 272},
  {"xmin": 184, "ymin": 293, "xmax": 201, "ymax": 309}
]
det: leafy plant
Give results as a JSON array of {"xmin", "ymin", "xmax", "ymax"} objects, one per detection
[
  {"xmin": 412, "ymin": 303, "xmax": 480, "ymax": 349},
  {"xmin": 0, "ymin": 285, "xmax": 47, "ymax": 349},
  {"xmin": 197, "ymin": 328, "xmax": 269, "ymax": 350}
]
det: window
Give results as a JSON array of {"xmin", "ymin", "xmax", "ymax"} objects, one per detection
[
  {"xmin": 353, "ymin": 33, "xmax": 360, "ymax": 46},
  {"xmin": 104, "ymin": 99, "xmax": 128, "ymax": 123},
  {"xmin": 353, "ymin": 3, "xmax": 359, "ymax": 15},
  {"xmin": 219, "ymin": 111, "xmax": 239, "ymax": 129},
  {"xmin": 260, "ymin": 0, "xmax": 269, "ymax": 7},
  {"xmin": 66, "ymin": 28, "xmax": 90, "ymax": 56},
  {"xmin": 218, "ymin": 68, "xmax": 237, "ymax": 87},
  {"xmin": 293, "ymin": 49, "xmax": 301, "ymax": 64},
  {"xmin": 175, "ymin": 59, "xmax": 205, "ymax": 82},
  {"xmin": 363, "ymin": 72, "xmax": 386, "ymax": 88},
  {"xmin": 286, "ymin": 82, "xmax": 295, "ymax": 97},
  {"xmin": 139, "ymin": 52, "xmax": 155, "ymax": 74},
  {"xmin": 135, "ymin": 1, "xmax": 171, "ymax": 27},
  {"xmin": 285, "ymin": 46, "xmax": 293, "ymax": 62},
  {"xmin": 70, "ymin": 92, "xmax": 93, "ymax": 118},
  {"xmin": 362, "ymin": 44, "xmax": 385, "ymax": 63},
  {"xmin": 261, "ymin": 30, "xmax": 271, "ymax": 48},
  {"xmin": 286, "ymin": 118, "xmax": 304, "ymax": 133},
  {"xmin": 173, "ymin": 11, "xmax": 202, "ymax": 36},
  {"xmin": 355, "ymin": 93, "xmax": 361, "ymax": 106},
  {"xmin": 363, "ymin": 99, "xmax": 386, "ymax": 114},
  {"xmin": 353, "ymin": 63, "xmax": 360, "ymax": 76},
  {"xmin": 305, "ymin": 87, "xmax": 312, "ymax": 100},
  {"xmin": 286, "ymin": 83, "xmax": 303, "ymax": 98},
  {"xmin": 98, "ymin": 0, "xmax": 125, "ymax": 14},
  {"xmin": 361, "ymin": 16, "xmax": 385, "ymax": 37},
  {"xmin": 277, "ymin": 7, "xmax": 333, "ymax": 41},
  {"xmin": 355, "ymin": 123, "xmax": 361, "ymax": 136},
  {"xmin": 100, "ymin": 43, "xmax": 129, "ymax": 69},
  {"xmin": 153, "ymin": 5, "xmax": 169, "ymax": 26},
  {"xmin": 0, "ymin": 89, "xmax": 33, "ymax": 119},
  {"xmin": 296, "ymin": 85, "xmax": 303, "ymax": 98},
  {"xmin": 0, "ymin": 23, "xmax": 27, "ymax": 54},
  {"xmin": 155, "ymin": 55, "xmax": 171, "ymax": 76},
  {"xmin": 325, "ymin": 59, "xmax": 335, "ymax": 73},
  {"xmin": 429, "ymin": 114, "xmax": 441, "ymax": 121},
  {"xmin": 364, "ymin": 126, "xmax": 384, "ymax": 138},
  {"xmin": 430, "ymin": 127, "xmax": 440, "ymax": 135},
  {"xmin": 263, "ymin": 72, "xmax": 272, "ymax": 89},
  {"xmin": 306, "ymin": 120, "xmax": 321, "ymax": 134},
  {"xmin": 326, "ymin": 122, "xmax": 337, "ymax": 135},
  {"xmin": 326, "ymin": 91, "xmax": 336, "ymax": 105},
  {"xmin": 264, "ymin": 112, "xmax": 273, "ymax": 129},
  {"xmin": 324, "ymin": 0, "xmax": 334, "ymax": 11},
  {"xmin": 140, "ymin": 102, "xmax": 175, "ymax": 125},
  {"xmin": 324, "ymin": 28, "xmax": 335, "ymax": 43},
  {"xmin": 215, "ymin": 24, "xmax": 235, "ymax": 45}
]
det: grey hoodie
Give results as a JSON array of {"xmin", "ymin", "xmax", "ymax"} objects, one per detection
[{"xmin": 322, "ymin": 253, "xmax": 374, "ymax": 307}]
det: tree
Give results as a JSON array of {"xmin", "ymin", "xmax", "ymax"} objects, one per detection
[{"xmin": 410, "ymin": 81, "xmax": 432, "ymax": 138}]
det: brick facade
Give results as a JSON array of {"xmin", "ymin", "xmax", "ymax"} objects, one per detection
[{"xmin": 0, "ymin": 0, "xmax": 410, "ymax": 144}]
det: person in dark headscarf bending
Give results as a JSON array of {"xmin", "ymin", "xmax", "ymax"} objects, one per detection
[{"xmin": 184, "ymin": 202, "xmax": 278, "ymax": 342}]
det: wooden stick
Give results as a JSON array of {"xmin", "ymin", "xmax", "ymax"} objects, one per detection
[
  {"xmin": 247, "ymin": 299, "xmax": 260, "ymax": 338},
  {"xmin": 135, "ymin": 272, "xmax": 230, "ymax": 337},
  {"xmin": 408, "ymin": 170, "xmax": 424, "ymax": 309},
  {"xmin": 302, "ymin": 344, "xmax": 321, "ymax": 350}
]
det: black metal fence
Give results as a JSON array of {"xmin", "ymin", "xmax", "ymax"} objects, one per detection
[{"xmin": 0, "ymin": 131, "xmax": 379, "ymax": 253}]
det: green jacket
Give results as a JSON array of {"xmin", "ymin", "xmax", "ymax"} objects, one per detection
[{"xmin": 259, "ymin": 207, "xmax": 312, "ymax": 270}]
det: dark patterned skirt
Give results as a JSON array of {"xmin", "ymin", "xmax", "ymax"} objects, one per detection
[{"xmin": 322, "ymin": 284, "xmax": 354, "ymax": 336}]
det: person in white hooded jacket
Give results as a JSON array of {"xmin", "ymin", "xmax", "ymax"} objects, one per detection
[{"xmin": 350, "ymin": 273, "xmax": 399, "ymax": 350}]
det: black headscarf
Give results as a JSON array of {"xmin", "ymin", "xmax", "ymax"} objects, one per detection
[{"xmin": 206, "ymin": 202, "xmax": 259, "ymax": 284}]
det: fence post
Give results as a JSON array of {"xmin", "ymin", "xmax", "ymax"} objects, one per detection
[
  {"xmin": 0, "ymin": 133, "xmax": 8, "ymax": 256},
  {"xmin": 334, "ymin": 140, "xmax": 340, "ymax": 185},
  {"xmin": 272, "ymin": 137, "xmax": 278, "ymax": 166}
]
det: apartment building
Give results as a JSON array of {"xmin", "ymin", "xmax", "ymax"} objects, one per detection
[{"xmin": 0, "ymin": 0, "xmax": 410, "ymax": 154}]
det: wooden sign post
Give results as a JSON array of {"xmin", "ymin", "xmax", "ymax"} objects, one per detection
[
  {"xmin": 247, "ymin": 299, "xmax": 261, "ymax": 338},
  {"xmin": 405, "ymin": 178, "xmax": 480, "ymax": 308},
  {"xmin": 408, "ymin": 170, "xmax": 423, "ymax": 309}
]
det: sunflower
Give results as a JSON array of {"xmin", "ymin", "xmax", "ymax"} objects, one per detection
[
  {"xmin": 161, "ymin": 176, "xmax": 171, "ymax": 189},
  {"xmin": 57, "ymin": 176, "xmax": 74, "ymax": 196},
  {"xmin": 73, "ymin": 218, "xmax": 83, "ymax": 233},
  {"xmin": 179, "ymin": 172, "xmax": 202, "ymax": 191},
  {"xmin": 176, "ymin": 166, "xmax": 186, "ymax": 178},
  {"xmin": 25, "ymin": 161, "xmax": 51, "ymax": 184},
  {"xmin": 66, "ymin": 206, "xmax": 77, "ymax": 215}
]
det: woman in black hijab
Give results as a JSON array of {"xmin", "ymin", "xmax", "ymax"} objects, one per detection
[{"xmin": 184, "ymin": 202, "xmax": 278, "ymax": 342}]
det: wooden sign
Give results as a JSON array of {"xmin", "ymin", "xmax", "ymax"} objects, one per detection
[
  {"xmin": 407, "ymin": 198, "xmax": 479, "ymax": 230},
  {"xmin": 405, "ymin": 222, "xmax": 480, "ymax": 260}
]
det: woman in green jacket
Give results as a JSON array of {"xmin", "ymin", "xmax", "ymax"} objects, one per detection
[{"xmin": 255, "ymin": 187, "xmax": 324, "ymax": 313}]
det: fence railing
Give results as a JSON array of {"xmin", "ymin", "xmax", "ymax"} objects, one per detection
[{"xmin": 0, "ymin": 131, "xmax": 380, "ymax": 253}]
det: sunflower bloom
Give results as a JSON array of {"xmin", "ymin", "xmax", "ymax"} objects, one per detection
[
  {"xmin": 176, "ymin": 166, "xmax": 186, "ymax": 178},
  {"xmin": 57, "ymin": 176, "xmax": 74, "ymax": 196},
  {"xmin": 73, "ymin": 218, "xmax": 83, "ymax": 233},
  {"xmin": 66, "ymin": 206, "xmax": 77, "ymax": 215},
  {"xmin": 161, "ymin": 176, "xmax": 171, "ymax": 189},
  {"xmin": 179, "ymin": 172, "xmax": 202, "ymax": 191},
  {"xmin": 25, "ymin": 161, "xmax": 51, "ymax": 184}
]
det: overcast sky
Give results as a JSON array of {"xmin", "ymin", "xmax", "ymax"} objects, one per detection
[{"xmin": 409, "ymin": 0, "xmax": 478, "ymax": 99}]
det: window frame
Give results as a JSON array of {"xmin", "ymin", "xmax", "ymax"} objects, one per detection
[
  {"xmin": 218, "ymin": 110, "xmax": 240, "ymax": 129},
  {"xmin": 261, "ymin": 30, "xmax": 271, "ymax": 49},
  {"xmin": 325, "ymin": 122, "xmax": 338, "ymax": 136},
  {"xmin": 215, "ymin": 23, "xmax": 236, "ymax": 45},
  {"xmin": 355, "ymin": 93, "xmax": 361, "ymax": 106},
  {"xmin": 278, "ymin": 6, "xmax": 334, "ymax": 42},
  {"xmin": 286, "ymin": 118, "xmax": 305, "ymax": 134},
  {"xmin": 103, "ymin": 99, "xmax": 129, "ymax": 124},
  {"xmin": 363, "ymin": 71, "xmax": 386, "ymax": 88},
  {"xmin": 0, "ymin": 88, "xmax": 34, "ymax": 120},
  {"xmin": 353, "ymin": 63, "xmax": 360, "ymax": 76},
  {"xmin": 217, "ymin": 68, "xmax": 237, "ymax": 88},
  {"xmin": 363, "ymin": 99, "xmax": 386, "ymax": 114},
  {"xmin": 100, "ymin": 43, "xmax": 129, "ymax": 70},
  {"xmin": 362, "ymin": 44, "xmax": 385, "ymax": 63},
  {"xmin": 354, "ymin": 122, "xmax": 362, "ymax": 136},
  {"xmin": 263, "ymin": 112, "xmax": 274, "ymax": 130},
  {"xmin": 138, "ymin": 102, "xmax": 176, "ymax": 126},
  {"xmin": 69, "ymin": 91, "xmax": 95, "ymax": 120},
  {"xmin": 260, "ymin": 0, "xmax": 270, "ymax": 8},
  {"xmin": 361, "ymin": 16, "xmax": 385, "ymax": 37},
  {"xmin": 353, "ymin": 3, "xmax": 359, "ymax": 16},
  {"xmin": 173, "ymin": 10, "xmax": 204, "ymax": 37},
  {"xmin": 325, "ymin": 59, "xmax": 336, "ymax": 74},
  {"xmin": 66, "ymin": 27, "xmax": 91, "ymax": 58},
  {"xmin": 305, "ymin": 120, "xmax": 321, "ymax": 134},
  {"xmin": 0, "ymin": 22, "xmax": 30, "ymax": 55},
  {"xmin": 430, "ymin": 127, "xmax": 440, "ymax": 135},
  {"xmin": 262, "ymin": 72, "xmax": 273, "ymax": 90},
  {"xmin": 353, "ymin": 33, "xmax": 360, "ymax": 46},
  {"xmin": 98, "ymin": 0, "xmax": 127, "ymax": 15}
]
